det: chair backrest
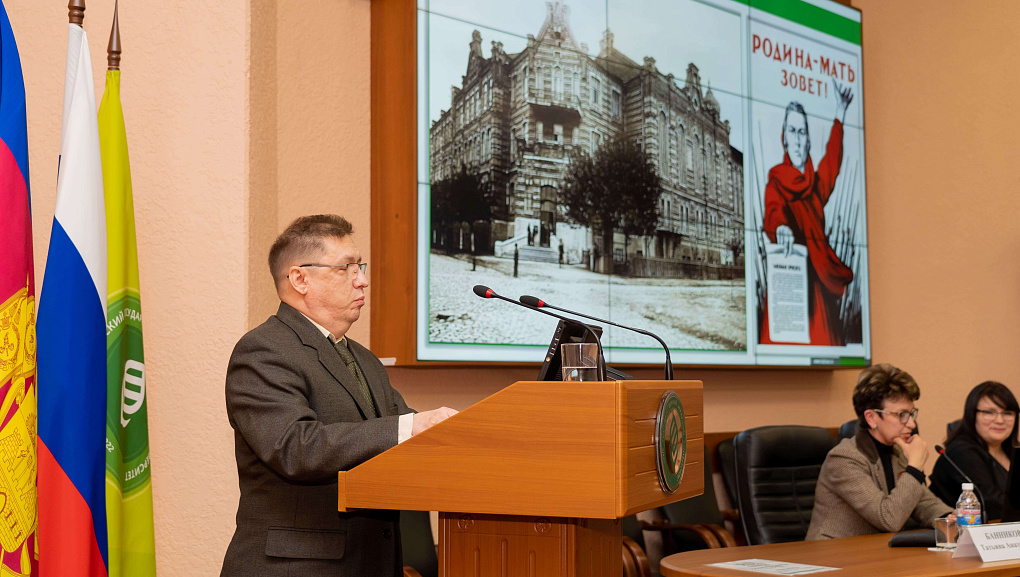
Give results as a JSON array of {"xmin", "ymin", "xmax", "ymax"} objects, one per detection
[
  {"xmin": 947, "ymin": 419, "xmax": 962, "ymax": 436},
  {"xmin": 837, "ymin": 419, "xmax": 858, "ymax": 441},
  {"xmin": 400, "ymin": 510, "xmax": 438, "ymax": 577},
  {"xmin": 733, "ymin": 425, "xmax": 836, "ymax": 545}
]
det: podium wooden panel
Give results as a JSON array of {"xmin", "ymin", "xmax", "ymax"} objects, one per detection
[{"xmin": 339, "ymin": 380, "xmax": 703, "ymax": 576}]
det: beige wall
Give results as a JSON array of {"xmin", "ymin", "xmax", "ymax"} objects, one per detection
[
  {"xmin": 274, "ymin": 0, "xmax": 375, "ymax": 341},
  {"xmin": 11, "ymin": 0, "xmax": 1020, "ymax": 574},
  {"xmin": 11, "ymin": 0, "xmax": 249, "ymax": 572}
]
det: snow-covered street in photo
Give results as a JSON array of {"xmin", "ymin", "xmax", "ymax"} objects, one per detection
[{"xmin": 427, "ymin": 252, "xmax": 747, "ymax": 351}]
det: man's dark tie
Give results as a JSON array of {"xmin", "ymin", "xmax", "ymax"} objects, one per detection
[{"xmin": 334, "ymin": 338, "xmax": 377, "ymax": 417}]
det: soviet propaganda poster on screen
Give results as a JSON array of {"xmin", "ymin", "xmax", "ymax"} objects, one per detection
[{"xmin": 748, "ymin": 4, "xmax": 869, "ymax": 363}]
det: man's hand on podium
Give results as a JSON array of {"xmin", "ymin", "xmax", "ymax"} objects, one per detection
[{"xmin": 412, "ymin": 407, "xmax": 458, "ymax": 436}]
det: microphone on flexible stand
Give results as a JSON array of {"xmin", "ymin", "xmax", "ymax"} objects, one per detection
[
  {"xmin": 472, "ymin": 285, "xmax": 606, "ymax": 381},
  {"xmin": 935, "ymin": 445, "xmax": 987, "ymax": 524},
  {"xmin": 519, "ymin": 295, "xmax": 674, "ymax": 381}
]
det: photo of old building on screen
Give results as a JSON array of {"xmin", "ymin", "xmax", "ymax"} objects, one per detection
[
  {"xmin": 420, "ymin": 0, "xmax": 754, "ymax": 359},
  {"xmin": 428, "ymin": 1, "xmax": 744, "ymax": 276}
]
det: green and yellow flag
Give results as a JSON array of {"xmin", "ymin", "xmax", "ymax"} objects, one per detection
[{"xmin": 99, "ymin": 56, "xmax": 157, "ymax": 577}]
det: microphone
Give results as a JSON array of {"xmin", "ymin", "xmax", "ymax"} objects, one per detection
[
  {"xmin": 472, "ymin": 285, "xmax": 606, "ymax": 381},
  {"xmin": 519, "ymin": 295, "xmax": 673, "ymax": 381},
  {"xmin": 935, "ymin": 445, "xmax": 987, "ymax": 524}
]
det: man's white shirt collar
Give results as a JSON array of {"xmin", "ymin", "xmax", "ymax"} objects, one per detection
[{"xmin": 300, "ymin": 312, "xmax": 346, "ymax": 346}]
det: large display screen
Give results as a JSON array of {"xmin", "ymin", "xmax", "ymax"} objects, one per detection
[{"xmin": 416, "ymin": 0, "xmax": 868, "ymax": 367}]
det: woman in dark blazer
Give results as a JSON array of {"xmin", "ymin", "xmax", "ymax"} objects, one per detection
[{"xmin": 930, "ymin": 381, "xmax": 1020, "ymax": 521}]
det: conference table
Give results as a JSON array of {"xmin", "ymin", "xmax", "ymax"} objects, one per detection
[{"xmin": 660, "ymin": 532, "xmax": 1020, "ymax": 576}]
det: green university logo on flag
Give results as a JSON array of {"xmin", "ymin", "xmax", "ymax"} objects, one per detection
[
  {"xmin": 654, "ymin": 391, "xmax": 687, "ymax": 493},
  {"xmin": 107, "ymin": 291, "xmax": 150, "ymax": 493}
]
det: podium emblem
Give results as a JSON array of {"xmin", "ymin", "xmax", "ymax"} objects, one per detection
[{"xmin": 654, "ymin": 391, "xmax": 687, "ymax": 493}]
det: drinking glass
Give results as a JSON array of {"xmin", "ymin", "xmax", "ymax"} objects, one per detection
[
  {"xmin": 934, "ymin": 516, "xmax": 957, "ymax": 549},
  {"xmin": 561, "ymin": 343, "xmax": 600, "ymax": 381}
]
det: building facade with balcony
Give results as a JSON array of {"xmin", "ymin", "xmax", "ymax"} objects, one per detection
[{"xmin": 429, "ymin": 1, "xmax": 745, "ymax": 272}]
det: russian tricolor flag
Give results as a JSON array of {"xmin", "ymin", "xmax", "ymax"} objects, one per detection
[{"xmin": 37, "ymin": 20, "xmax": 109, "ymax": 577}]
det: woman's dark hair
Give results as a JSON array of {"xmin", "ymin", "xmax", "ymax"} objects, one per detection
[{"xmin": 947, "ymin": 381, "xmax": 1020, "ymax": 457}]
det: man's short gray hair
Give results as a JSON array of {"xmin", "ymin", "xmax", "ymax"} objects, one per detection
[{"xmin": 268, "ymin": 215, "xmax": 354, "ymax": 287}]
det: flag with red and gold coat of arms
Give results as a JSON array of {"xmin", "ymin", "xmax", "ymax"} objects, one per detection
[{"xmin": 0, "ymin": 1, "xmax": 38, "ymax": 575}]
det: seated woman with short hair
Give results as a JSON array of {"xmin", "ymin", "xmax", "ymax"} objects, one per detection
[
  {"xmin": 807, "ymin": 364, "xmax": 952, "ymax": 540},
  {"xmin": 929, "ymin": 381, "xmax": 1019, "ymax": 521}
]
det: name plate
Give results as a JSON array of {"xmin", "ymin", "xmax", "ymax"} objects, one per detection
[{"xmin": 954, "ymin": 522, "xmax": 1020, "ymax": 562}]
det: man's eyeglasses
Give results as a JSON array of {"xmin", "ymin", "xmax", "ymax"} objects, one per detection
[
  {"xmin": 298, "ymin": 262, "xmax": 368, "ymax": 277},
  {"xmin": 873, "ymin": 408, "xmax": 919, "ymax": 424},
  {"xmin": 977, "ymin": 409, "xmax": 1017, "ymax": 421}
]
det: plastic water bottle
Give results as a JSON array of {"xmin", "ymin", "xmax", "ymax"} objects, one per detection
[{"xmin": 956, "ymin": 482, "xmax": 982, "ymax": 527}]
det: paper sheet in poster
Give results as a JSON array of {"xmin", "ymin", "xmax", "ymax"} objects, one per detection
[
  {"xmin": 708, "ymin": 558, "xmax": 838, "ymax": 575},
  {"xmin": 765, "ymin": 242, "xmax": 810, "ymax": 343}
]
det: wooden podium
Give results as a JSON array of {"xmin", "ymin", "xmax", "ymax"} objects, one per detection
[{"xmin": 338, "ymin": 380, "xmax": 703, "ymax": 576}]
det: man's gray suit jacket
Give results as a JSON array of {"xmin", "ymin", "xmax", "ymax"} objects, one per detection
[{"xmin": 221, "ymin": 302, "xmax": 412, "ymax": 576}]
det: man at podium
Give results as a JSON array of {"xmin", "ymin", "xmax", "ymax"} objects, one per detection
[{"xmin": 221, "ymin": 215, "xmax": 456, "ymax": 576}]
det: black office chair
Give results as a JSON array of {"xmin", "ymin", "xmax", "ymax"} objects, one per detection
[
  {"xmin": 837, "ymin": 419, "xmax": 858, "ymax": 440},
  {"xmin": 401, "ymin": 510, "xmax": 438, "ymax": 577},
  {"xmin": 947, "ymin": 419, "xmax": 962, "ymax": 436},
  {"xmin": 733, "ymin": 425, "xmax": 836, "ymax": 545}
]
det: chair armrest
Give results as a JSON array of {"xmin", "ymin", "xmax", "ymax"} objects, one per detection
[
  {"xmin": 622, "ymin": 536, "xmax": 652, "ymax": 577},
  {"xmin": 703, "ymin": 523, "xmax": 738, "ymax": 547},
  {"xmin": 403, "ymin": 567, "xmax": 424, "ymax": 577},
  {"xmin": 639, "ymin": 520, "xmax": 722, "ymax": 549},
  {"xmin": 721, "ymin": 508, "xmax": 740, "ymax": 522}
]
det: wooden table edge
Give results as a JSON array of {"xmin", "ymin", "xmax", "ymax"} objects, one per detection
[{"xmin": 659, "ymin": 532, "xmax": 1020, "ymax": 576}]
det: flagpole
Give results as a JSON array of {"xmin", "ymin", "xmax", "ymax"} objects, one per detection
[
  {"xmin": 69, "ymin": 0, "xmax": 85, "ymax": 26},
  {"xmin": 41, "ymin": 0, "xmax": 111, "ymax": 574},
  {"xmin": 107, "ymin": 1, "xmax": 120, "ymax": 70},
  {"xmin": 99, "ymin": 3, "xmax": 157, "ymax": 573}
]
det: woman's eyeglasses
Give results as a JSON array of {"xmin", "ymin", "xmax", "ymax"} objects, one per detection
[
  {"xmin": 872, "ymin": 408, "xmax": 919, "ymax": 424},
  {"xmin": 976, "ymin": 409, "xmax": 1017, "ymax": 421}
]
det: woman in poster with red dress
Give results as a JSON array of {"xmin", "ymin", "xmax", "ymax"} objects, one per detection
[{"xmin": 761, "ymin": 80, "xmax": 854, "ymax": 346}]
